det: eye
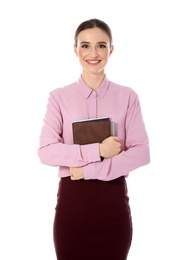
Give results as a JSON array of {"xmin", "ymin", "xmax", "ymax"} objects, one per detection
[
  {"xmin": 97, "ymin": 44, "xmax": 107, "ymax": 49},
  {"xmin": 81, "ymin": 44, "xmax": 90, "ymax": 49}
]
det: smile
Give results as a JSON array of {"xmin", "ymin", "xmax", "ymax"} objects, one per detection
[{"xmin": 86, "ymin": 60, "xmax": 101, "ymax": 65}]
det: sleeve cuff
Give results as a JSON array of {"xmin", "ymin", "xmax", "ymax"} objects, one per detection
[
  {"xmin": 83, "ymin": 163, "xmax": 97, "ymax": 180},
  {"xmin": 80, "ymin": 143, "xmax": 101, "ymax": 163}
]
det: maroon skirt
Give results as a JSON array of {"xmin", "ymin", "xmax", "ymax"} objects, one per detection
[{"xmin": 53, "ymin": 176, "xmax": 132, "ymax": 260}]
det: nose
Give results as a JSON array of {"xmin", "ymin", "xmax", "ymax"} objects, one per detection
[{"xmin": 89, "ymin": 47, "xmax": 99, "ymax": 57}]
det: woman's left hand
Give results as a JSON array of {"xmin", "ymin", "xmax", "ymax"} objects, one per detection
[{"xmin": 70, "ymin": 167, "xmax": 84, "ymax": 180}]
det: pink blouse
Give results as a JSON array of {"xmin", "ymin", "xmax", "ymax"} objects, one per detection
[{"xmin": 38, "ymin": 76, "xmax": 150, "ymax": 181}]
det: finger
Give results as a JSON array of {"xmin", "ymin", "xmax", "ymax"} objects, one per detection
[{"xmin": 112, "ymin": 136, "xmax": 120, "ymax": 141}]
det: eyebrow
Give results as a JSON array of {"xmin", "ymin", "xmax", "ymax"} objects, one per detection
[{"xmin": 79, "ymin": 41, "xmax": 108, "ymax": 45}]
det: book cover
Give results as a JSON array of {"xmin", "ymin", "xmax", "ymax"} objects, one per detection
[{"xmin": 72, "ymin": 117, "xmax": 112, "ymax": 145}]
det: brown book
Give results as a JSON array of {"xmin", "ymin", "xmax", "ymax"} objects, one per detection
[{"xmin": 72, "ymin": 117, "xmax": 112, "ymax": 145}]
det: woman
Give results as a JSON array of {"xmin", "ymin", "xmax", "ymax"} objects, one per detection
[{"xmin": 38, "ymin": 18, "xmax": 150, "ymax": 260}]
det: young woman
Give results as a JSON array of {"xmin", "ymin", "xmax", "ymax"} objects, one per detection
[{"xmin": 38, "ymin": 18, "xmax": 150, "ymax": 260}]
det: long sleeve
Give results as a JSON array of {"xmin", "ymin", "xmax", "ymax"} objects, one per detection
[
  {"xmin": 38, "ymin": 77, "xmax": 150, "ymax": 179},
  {"xmin": 37, "ymin": 90, "xmax": 101, "ymax": 170},
  {"xmin": 83, "ymin": 91, "xmax": 150, "ymax": 181}
]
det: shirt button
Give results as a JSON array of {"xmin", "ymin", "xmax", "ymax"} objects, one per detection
[{"xmin": 93, "ymin": 91, "xmax": 97, "ymax": 97}]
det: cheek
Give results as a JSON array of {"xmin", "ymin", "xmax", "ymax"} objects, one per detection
[
  {"xmin": 102, "ymin": 53, "xmax": 110, "ymax": 61},
  {"xmin": 101, "ymin": 50, "xmax": 110, "ymax": 58},
  {"xmin": 77, "ymin": 49, "xmax": 87, "ymax": 58}
]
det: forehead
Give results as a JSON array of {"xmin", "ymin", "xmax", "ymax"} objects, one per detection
[{"xmin": 77, "ymin": 27, "xmax": 110, "ymax": 43}]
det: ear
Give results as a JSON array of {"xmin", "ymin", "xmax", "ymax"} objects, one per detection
[
  {"xmin": 109, "ymin": 45, "xmax": 114, "ymax": 56},
  {"xmin": 74, "ymin": 45, "xmax": 78, "ymax": 56}
]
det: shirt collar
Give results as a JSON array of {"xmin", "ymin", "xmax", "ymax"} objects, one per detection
[{"xmin": 77, "ymin": 75, "xmax": 110, "ymax": 99}]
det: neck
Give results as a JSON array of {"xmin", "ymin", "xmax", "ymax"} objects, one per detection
[{"xmin": 81, "ymin": 72, "xmax": 105, "ymax": 90}]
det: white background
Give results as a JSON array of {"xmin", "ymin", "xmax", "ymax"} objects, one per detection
[{"xmin": 0, "ymin": 0, "xmax": 186, "ymax": 259}]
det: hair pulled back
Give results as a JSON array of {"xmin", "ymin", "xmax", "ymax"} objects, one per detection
[{"xmin": 74, "ymin": 18, "xmax": 113, "ymax": 47}]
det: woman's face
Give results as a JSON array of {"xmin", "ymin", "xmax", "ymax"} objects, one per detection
[{"xmin": 74, "ymin": 27, "xmax": 114, "ymax": 75}]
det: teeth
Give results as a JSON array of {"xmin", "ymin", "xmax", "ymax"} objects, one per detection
[{"xmin": 87, "ymin": 61, "xmax": 99, "ymax": 63}]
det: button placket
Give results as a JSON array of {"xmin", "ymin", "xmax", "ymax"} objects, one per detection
[{"xmin": 88, "ymin": 91, "xmax": 97, "ymax": 118}]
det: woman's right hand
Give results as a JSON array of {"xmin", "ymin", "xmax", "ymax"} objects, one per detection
[{"xmin": 99, "ymin": 136, "xmax": 121, "ymax": 159}]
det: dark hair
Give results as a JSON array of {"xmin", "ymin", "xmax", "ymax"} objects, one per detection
[{"xmin": 74, "ymin": 18, "xmax": 113, "ymax": 47}]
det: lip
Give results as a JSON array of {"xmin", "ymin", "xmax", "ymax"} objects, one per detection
[{"xmin": 86, "ymin": 60, "xmax": 101, "ymax": 65}]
